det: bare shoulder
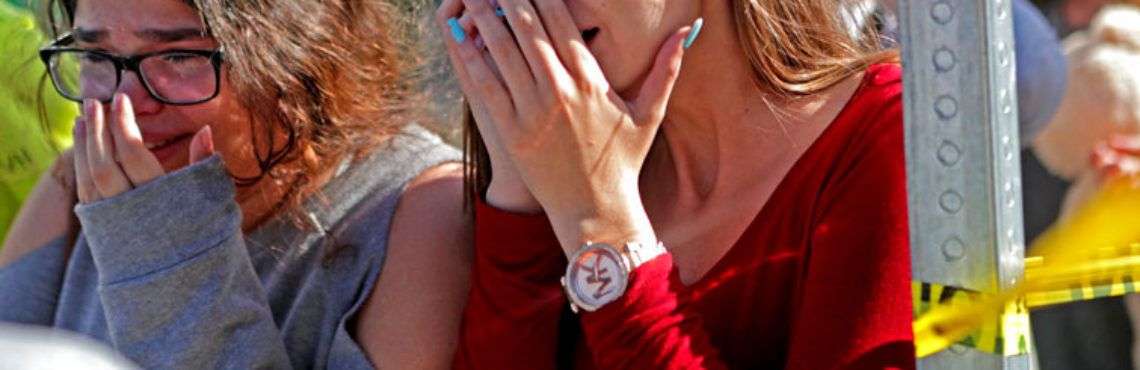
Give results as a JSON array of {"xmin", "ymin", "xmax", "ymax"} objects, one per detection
[
  {"xmin": 354, "ymin": 161, "xmax": 472, "ymax": 370},
  {"xmin": 0, "ymin": 150, "xmax": 78, "ymax": 267},
  {"xmin": 385, "ymin": 162, "xmax": 469, "ymax": 255},
  {"xmin": 394, "ymin": 161, "xmax": 468, "ymax": 230}
]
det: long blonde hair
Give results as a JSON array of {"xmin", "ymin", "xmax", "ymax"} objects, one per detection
[
  {"xmin": 732, "ymin": 0, "xmax": 895, "ymax": 98},
  {"xmin": 463, "ymin": 0, "xmax": 897, "ymax": 202}
]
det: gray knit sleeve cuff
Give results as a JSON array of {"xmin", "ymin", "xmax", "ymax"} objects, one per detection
[{"xmin": 75, "ymin": 156, "xmax": 241, "ymax": 285}]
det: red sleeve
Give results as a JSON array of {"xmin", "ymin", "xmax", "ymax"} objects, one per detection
[
  {"xmin": 455, "ymin": 199, "xmax": 730, "ymax": 370},
  {"xmin": 577, "ymin": 255, "xmax": 729, "ymax": 370},
  {"xmin": 453, "ymin": 200, "xmax": 566, "ymax": 370},
  {"xmin": 784, "ymin": 93, "xmax": 916, "ymax": 370}
]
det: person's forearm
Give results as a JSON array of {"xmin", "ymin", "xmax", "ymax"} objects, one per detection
[
  {"xmin": 577, "ymin": 255, "xmax": 729, "ymax": 370},
  {"xmin": 77, "ymin": 158, "xmax": 291, "ymax": 369},
  {"xmin": 454, "ymin": 200, "xmax": 567, "ymax": 370},
  {"xmin": 0, "ymin": 237, "xmax": 72, "ymax": 325}
]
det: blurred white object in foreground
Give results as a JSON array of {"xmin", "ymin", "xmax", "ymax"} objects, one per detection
[{"xmin": 0, "ymin": 324, "xmax": 137, "ymax": 370}]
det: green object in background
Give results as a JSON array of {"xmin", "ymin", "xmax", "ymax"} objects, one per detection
[
  {"xmin": 4, "ymin": 0, "xmax": 28, "ymax": 9},
  {"xmin": 0, "ymin": 2, "xmax": 78, "ymax": 244}
]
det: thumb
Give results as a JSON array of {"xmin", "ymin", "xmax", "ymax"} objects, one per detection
[
  {"xmin": 189, "ymin": 125, "xmax": 216, "ymax": 164},
  {"xmin": 629, "ymin": 18, "xmax": 702, "ymax": 127}
]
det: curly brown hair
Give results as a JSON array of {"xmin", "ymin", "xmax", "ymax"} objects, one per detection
[{"xmin": 44, "ymin": 0, "xmax": 422, "ymax": 221}]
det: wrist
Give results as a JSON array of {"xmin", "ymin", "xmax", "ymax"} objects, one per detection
[
  {"xmin": 574, "ymin": 211, "xmax": 657, "ymax": 251},
  {"xmin": 485, "ymin": 177, "xmax": 542, "ymax": 214},
  {"xmin": 548, "ymin": 187, "xmax": 657, "ymax": 257},
  {"xmin": 561, "ymin": 236, "xmax": 667, "ymax": 313}
]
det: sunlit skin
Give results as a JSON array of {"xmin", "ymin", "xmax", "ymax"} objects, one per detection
[
  {"xmin": 73, "ymin": 0, "xmax": 294, "ymax": 230},
  {"xmin": 443, "ymin": 0, "xmax": 866, "ymax": 283},
  {"xmin": 1092, "ymin": 135, "xmax": 1140, "ymax": 178}
]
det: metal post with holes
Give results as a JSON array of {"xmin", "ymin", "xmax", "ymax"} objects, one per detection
[{"xmin": 898, "ymin": 0, "xmax": 1032, "ymax": 369}]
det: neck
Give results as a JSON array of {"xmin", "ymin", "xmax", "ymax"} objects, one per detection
[
  {"xmin": 642, "ymin": 3, "xmax": 863, "ymax": 208},
  {"xmin": 643, "ymin": 5, "xmax": 794, "ymax": 203},
  {"xmin": 234, "ymin": 146, "xmax": 337, "ymax": 232},
  {"xmin": 235, "ymin": 167, "xmax": 297, "ymax": 232}
]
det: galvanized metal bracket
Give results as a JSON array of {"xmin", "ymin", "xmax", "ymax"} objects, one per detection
[{"xmin": 899, "ymin": 0, "xmax": 1031, "ymax": 368}]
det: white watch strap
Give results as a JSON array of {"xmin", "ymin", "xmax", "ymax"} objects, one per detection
[{"xmin": 623, "ymin": 241, "xmax": 667, "ymax": 270}]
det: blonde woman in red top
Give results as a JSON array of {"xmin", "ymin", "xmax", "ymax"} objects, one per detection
[{"xmin": 438, "ymin": 0, "xmax": 913, "ymax": 368}]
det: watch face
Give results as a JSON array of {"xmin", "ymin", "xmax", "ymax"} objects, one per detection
[{"xmin": 567, "ymin": 244, "xmax": 628, "ymax": 310}]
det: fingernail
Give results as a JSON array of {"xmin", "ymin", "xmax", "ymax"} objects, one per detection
[
  {"xmin": 112, "ymin": 94, "xmax": 123, "ymax": 115},
  {"xmin": 1110, "ymin": 135, "xmax": 1137, "ymax": 148},
  {"xmin": 198, "ymin": 126, "xmax": 215, "ymax": 154},
  {"xmin": 114, "ymin": 92, "xmax": 129, "ymax": 107},
  {"xmin": 683, "ymin": 18, "xmax": 704, "ymax": 50},
  {"xmin": 448, "ymin": 17, "xmax": 467, "ymax": 43},
  {"xmin": 202, "ymin": 126, "xmax": 214, "ymax": 152}
]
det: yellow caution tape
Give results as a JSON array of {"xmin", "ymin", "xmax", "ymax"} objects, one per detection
[
  {"xmin": 912, "ymin": 177, "xmax": 1140, "ymax": 358},
  {"xmin": 911, "ymin": 281, "xmax": 1029, "ymax": 357}
]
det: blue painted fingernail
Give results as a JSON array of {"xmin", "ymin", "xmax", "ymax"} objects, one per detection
[
  {"xmin": 683, "ymin": 18, "xmax": 704, "ymax": 49},
  {"xmin": 495, "ymin": 7, "xmax": 506, "ymax": 17},
  {"xmin": 448, "ymin": 17, "xmax": 466, "ymax": 43}
]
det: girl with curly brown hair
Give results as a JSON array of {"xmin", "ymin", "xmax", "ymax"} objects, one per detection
[{"xmin": 0, "ymin": 0, "xmax": 470, "ymax": 368}]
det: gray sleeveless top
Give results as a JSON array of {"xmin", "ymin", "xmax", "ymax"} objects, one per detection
[{"xmin": 0, "ymin": 125, "xmax": 461, "ymax": 369}]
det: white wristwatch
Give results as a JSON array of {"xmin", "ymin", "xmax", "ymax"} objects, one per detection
[{"xmin": 561, "ymin": 240, "xmax": 667, "ymax": 313}]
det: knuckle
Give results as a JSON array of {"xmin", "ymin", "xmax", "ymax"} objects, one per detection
[
  {"xmin": 114, "ymin": 134, "xmax": 140, "ymax": 151},
  {"xmin": 459, "ymin": 54, "xmax": 484, "ymax": 72},
  {"xmin": 549, "ymin": 105, "xmax": 572, "ymax": 123},
  {"xmin": 123, "ymin": 137, "xmax": 149, "ymax": 155},
  {"xmin": 553, "ymin": 84, "xmax": 578, "ymax": 103},
  {"xmin": 576, "ymin": 80, "xmax": 597, "ymax": 96},
  {"xmin": 89, "ymin": 166, "xmax": 116, "ymax": 186},
  {"xmin": 516, "ymin": 12, "xmax": 540, "ymax": 31},
  {"xmin": 544, "ymin": 91, "xmax": 567, "ymax": 109},
  {"xmin": 474, "ymin": 78, "xmax": 500, "ymax": 96},
  {"xmin": 467, "ymin": 0, "xmax": 492, "ymax": 16},
  {"xmin": 485, "ymin": 31, "xmax": 512, "ymax": 47},
  {"xmin": 458, "ymin": 43, "xmax": 481, "ymax": 61},
  {"xmin": 549, "ymin": 73, "xmax": 577, "ymax": 95}
]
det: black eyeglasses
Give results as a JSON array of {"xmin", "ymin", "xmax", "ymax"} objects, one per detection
[{"xmin": 39, "ymin": 34, "xmax": 225, "ymax": 106}]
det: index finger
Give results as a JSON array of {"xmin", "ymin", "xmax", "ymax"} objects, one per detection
[
  {"xmin": 436, "ymin": 0, "xmax": 465, "ymax": 31},
  {"xmin": 109, "ymin": 94, "xmax": 164, "ymax": 186},
  {"xmin": 492, "ymin": 0, "xmax": 570, "ymax": 88},
  {"xmin": 524, "ymin": 0, "xmax": 598, "ymax": 78}
]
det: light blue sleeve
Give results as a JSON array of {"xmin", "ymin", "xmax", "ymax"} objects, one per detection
[{"xmin": 74, "ymin": 156, "xmax": 292, "ymax": 370}]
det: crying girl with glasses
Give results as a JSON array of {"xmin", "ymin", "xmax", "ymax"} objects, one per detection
[{"xmin": 0, "ymin": 0, "xmax": 471, "ymax": 369}]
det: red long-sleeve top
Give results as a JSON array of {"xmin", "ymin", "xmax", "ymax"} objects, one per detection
[{"xmin": 454, "ymin": 64, "xmax": 914, "ymax": 370}]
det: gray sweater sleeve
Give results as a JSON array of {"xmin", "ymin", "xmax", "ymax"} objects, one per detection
[
  {"xmin": 0, "ymin": 236, "xmax": 71, "ymax": 325},
  {"xmin": 73, "ymin": 156, "xmax": 292, "ymax": 370}
]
